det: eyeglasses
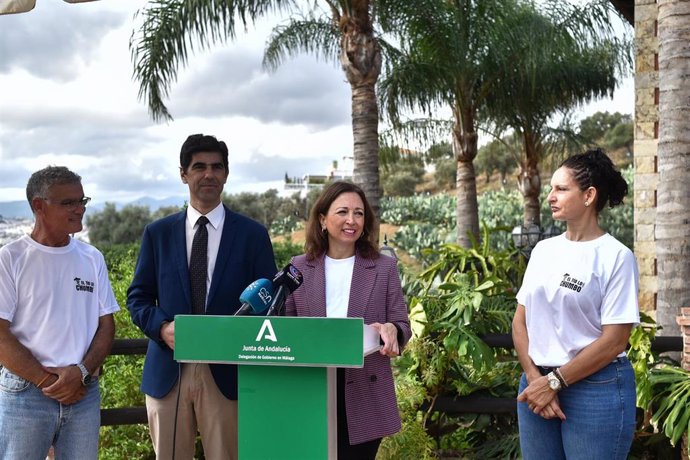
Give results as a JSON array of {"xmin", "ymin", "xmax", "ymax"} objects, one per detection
[{"xmin": 42, "ymin": 196, "xmax": 91, "ymax": 210}]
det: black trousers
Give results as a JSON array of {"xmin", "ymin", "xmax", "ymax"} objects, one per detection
[{"xmin": 336, "ymin": 369, "xmax": 382, "ymax": 460}]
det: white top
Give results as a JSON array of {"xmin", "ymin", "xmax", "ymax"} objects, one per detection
[
  {"xmin": 0, "ymin": 235, "xmax": 120, "ymax": 367},
  {"xmin": 324, "ymin": 255, "xmax": 355, "ymax": 318},
  {"xmin": 186, "ymin": 203, "xmax": 225, "ymax": 309},
  {"xmin": 516, "ymin": 233, "xmax": 639, "ymax": 367}
]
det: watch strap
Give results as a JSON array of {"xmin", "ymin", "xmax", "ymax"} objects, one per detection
[
  {"xmin": 546, "ymin": 371, "xmax": 562, "ymax": 391},
  {"xmin": 76, "ymin": 363, "xmax": 91, "ymax": 386}
]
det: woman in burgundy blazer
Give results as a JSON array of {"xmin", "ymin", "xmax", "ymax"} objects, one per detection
[{"xmin": 284, "ymin": 181, "xmax": 411, "ymax": 460}]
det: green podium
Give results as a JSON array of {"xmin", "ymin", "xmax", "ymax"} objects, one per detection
[{"xmin": 175, "ymin": 315, "xmax": 373, "ymax": 460}]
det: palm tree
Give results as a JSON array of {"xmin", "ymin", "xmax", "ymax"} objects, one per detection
[
  {"xmin": 379, "ymin": 1, "xmax": 630, "ymax": 245},
  {"xmin": 656, "ymin": 0, "xmax": 690, "ymax": 342},
  {"xmin": 487, "ymin": 0, "xmax": 632, "ymax": 226},
  {"xmin": 130, "ymin": 1, "xmax": 384, "ymax": 219},
  {"xmin": 378, "ymin": 0, "xmax": 518, "ymax": 247},
  {"xmin": 261, "ymin": 3, "xmax": 384, "ymax": 222}
]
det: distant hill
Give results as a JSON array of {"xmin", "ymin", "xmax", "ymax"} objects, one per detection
[
  {"xmin": 0, "ymin": 196, "xmax": 187, "ymax": 219},
  {"xmin": 0, "ymin": 201, "xmax": 32, "ymax": 220},
  {"xmin": 122, "ymin": 196, "xmax": 187, "ymax": 210}
]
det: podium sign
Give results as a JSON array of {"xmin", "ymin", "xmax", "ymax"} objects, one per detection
[
  {"xmin": 175, "ymin": 315, "xmax": 363, "ymax": 367},
  {"xmin": 175, "ymin": 315, "xmax": 366, "ymax": 459}
]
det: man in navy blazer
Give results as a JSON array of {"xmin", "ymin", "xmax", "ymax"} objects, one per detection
[{"xmin": 127, "ymin": 134, "xmax": 276, "ymax": 460}]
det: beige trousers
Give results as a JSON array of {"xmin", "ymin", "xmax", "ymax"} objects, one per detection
[{"xmin": 146, "ymin": 363, "xmax": 238, "ymax": 460}]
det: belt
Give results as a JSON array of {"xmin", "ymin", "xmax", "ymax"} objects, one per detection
[{"xmin": 537, "ymin": 357, "xmax": 627, "ymax": 376}]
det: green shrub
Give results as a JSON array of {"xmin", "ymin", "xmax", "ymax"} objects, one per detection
[
  {"xmin": 381, "ymin": 194, "xmax": 456, "ymax": 227},
  {"xmin": 380, "ymin": 234, "xmax": 524, "ymax": 459},
  {"xmin": 269, "ymin": 215, "xmax": 301, "ymax": 237},
  {"xmin": 272, "ymin": 239, "xmax": 304, "ymax": 268},
  {"xmin": 98, "ymin": 243, "xmax": 152, "ymax": 459},
  {"xmin": 628, "ymin": 312, "xmax": 690, "ymax": 457}
]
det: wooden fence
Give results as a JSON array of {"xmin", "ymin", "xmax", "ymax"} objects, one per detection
[{"xmin": 100, "ymin": 335, "xmax": 684, "ymax": 426}]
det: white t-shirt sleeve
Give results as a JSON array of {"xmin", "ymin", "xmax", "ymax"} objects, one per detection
[
  {"xmin": 96, "ymin": 250, "xmax": 120, "ymax": 317},
  {"xmin": 600, "ymin": 248, "xmax": 639, "ymax": 325},
  {"xmin": 516, "ymin": 242, "xmax": 544, "ymax": 307},
  {"xmin": 0, "ymin": 247, "xmax": 17, "ymax": 322}
]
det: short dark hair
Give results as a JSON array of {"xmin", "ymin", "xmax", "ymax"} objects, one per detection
[
  {"xmin": 304, "ymin": 181, "xmax": 379, "ymax": 260},
  {"xmin": 26, "ymin": 166, "xmax": 81, "ymax": 212},
  {"xmin": 180, "ymin": 134, "xmax": 229, "ymax": 171},
  {"xmin": 560, "ymin": 148, "xmax": 628, "ymax": 212}
]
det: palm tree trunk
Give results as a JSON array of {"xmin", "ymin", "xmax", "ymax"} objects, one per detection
[
  {"xmin": 452, "ymin": 105, "xmax": 480, "ymax": 248},
  {"xmin": 340, "ymin": 15, "xmax": 382, "ymax": 239},
  {"xmin": 656, "ymin": 0, "xmax": 690, "ymax": 339},
  {"xmin": 518, "ymin": 131, "xmax": 542, "ymax": 226}
]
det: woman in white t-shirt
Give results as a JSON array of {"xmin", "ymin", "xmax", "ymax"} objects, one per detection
[{"xmin": 512, "ymin": 148, "xmax": 639, "ymax": 460}]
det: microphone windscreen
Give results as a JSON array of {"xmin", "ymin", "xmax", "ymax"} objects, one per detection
[
  {"xmin": 239, "ymin": 278, "xmax": 273, "ymax": 314},
  {"xmin": 272, "ymin": 263, "xmax": 303, "ymax": 294}
]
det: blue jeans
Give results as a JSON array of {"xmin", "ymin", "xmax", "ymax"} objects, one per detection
[
  {"xmin": 0, "ymin": 366, "xmax": 101, "ymax": 460},
  {"xmin": 517, "ymin": 357, "xmax": 636, "ymax": 460}
]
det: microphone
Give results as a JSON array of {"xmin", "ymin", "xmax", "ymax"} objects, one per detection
[
  {"xmin": 233, "ymin": 278, "xmax": 274, "ymax": 316},
  {"xmin": 265, "ymin": 263, "xmax": 303, "ymax": 316}
]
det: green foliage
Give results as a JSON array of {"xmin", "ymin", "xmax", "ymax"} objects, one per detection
[
  {"xmin": 382, "ymin": 164, "xmax": 426, "ymax": 197},
  {"xmin": 97, "ymin": 243, "xmax": 152, "ymax": 459},
  {"xmin": 648, "ymin": 366, "xmax": 690, "ymax": 451},
  {"xmin": 152, "ymin": 205, "xmax": 184, "ymax": 220},
  {"xmin": 578, "ymin": 111, "xmax": 632, "ymax": 146},
  {"xmin": 604, "ymin": 121, "xmax": 633, "ymax": 155},
  {"xmin": 433, "ymin": 158, "xmax": 456, "ymax": 190},
  {"xmin": 223, "ymin": 189, "xmax": 302, "ymax": 229},
  {"xmin": 627, "ymin": 312, "xmax": 658, "ymax": 410},
  {"xmin": 87, "ymin": 203, "xmax": 153, "ymax": 246},
  {"xmin": 381, "ymin": 194, "xmax": 455, "ymax": 227},
  {"xmin": 424, "ymin": 142, "xmax": 453, "ymax": 163},
  {"xmin": 272, "ymin": 238, "xmax": 303, "ymax": 268},
  {"xmin": 475, "ymin": 136, "xmax": 518, "ymax": 184},
  {"xmin": 627, "ymin": 312, "xmax": 689, "ymax": 456},
  {"xmin": 378, "ymin": 413, "xmax": 436, "ymax": 460},
  {"xmin": 269, "ymin": 215, "xmax": 302, "ymax": 238},
  {"xmin": 419, "ymin": 225, "xmax": 526, "ymax": 297},
  {"xmin": 393, "ymin": 224, "xmax": 452, "ymax": 262},
  {"xmin": 381, "ymin": 234, "xmax": 524, "ymax": 458},
  {"xmin": 380, "ymin": 145, "xmax": 426, "ymax": 197}
]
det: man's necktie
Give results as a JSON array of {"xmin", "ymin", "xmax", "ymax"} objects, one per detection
[{"xmin": 190, "ymin": 216, "xmax": 209, "ymax": 315}]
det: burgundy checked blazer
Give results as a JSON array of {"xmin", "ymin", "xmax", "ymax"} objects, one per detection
[{"xmin": 284, "ymin": 252, "xmax": 412, "ymax": 445}]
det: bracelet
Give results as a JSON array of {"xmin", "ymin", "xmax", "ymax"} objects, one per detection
[
  {"xmin": 36, "ymin": 373, "xmax": 52, "ymax": 389},
  {"xmin": 554, "ymin": 367, "xmax": 569, "ymax": 388}
]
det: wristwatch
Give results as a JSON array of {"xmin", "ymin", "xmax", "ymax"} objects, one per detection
[
  {"xmin": 546, "ymin": 371, "xmax": 562, "ymax": 392},
  {"xmin": 76, "ymin": 363, "xmax": 92, "ymax": 386}
]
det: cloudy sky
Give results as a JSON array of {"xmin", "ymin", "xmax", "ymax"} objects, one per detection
[{"xmin": 0, "ymin": 0, "xmax": 633, "ymax": 205}]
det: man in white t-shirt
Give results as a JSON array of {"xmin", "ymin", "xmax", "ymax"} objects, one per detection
[{"xmin": 0, "ymin": 166, "xmax": 119, "ymax": 459}]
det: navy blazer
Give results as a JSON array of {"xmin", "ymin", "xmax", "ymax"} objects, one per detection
[
  {"xmin": 284, "ymin": 252, "xmax": 412, "ymax": 445},
  {"xmin": 127, "ymin": 206, "xmax": 277, "ymax": 399}
]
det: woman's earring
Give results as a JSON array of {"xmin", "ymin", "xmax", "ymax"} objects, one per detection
[{"xmin": 584, "ymin": 201, "xmax": 589, "ymax": 207}]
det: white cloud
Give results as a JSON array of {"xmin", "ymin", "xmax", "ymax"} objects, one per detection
[{"xmin": 0, "ymin": 0, "xmax": 352, "ymax": 204}]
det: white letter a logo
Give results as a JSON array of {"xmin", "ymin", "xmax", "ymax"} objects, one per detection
[{"xmin": 255, "ymin": 319, "xmax": 277, "ymax": 342}]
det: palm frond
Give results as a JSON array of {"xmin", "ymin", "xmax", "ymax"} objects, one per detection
[
  {"xmin": 130, "ymin": 0, "xmax": 294, "ymax": 121},
  {"xmin": 379, "ymin": 118, "xmax": 454, "ymax": 153},
  {"xmin": 263, "ymin": 14, "xmax": 341, "ymax": 71}
]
